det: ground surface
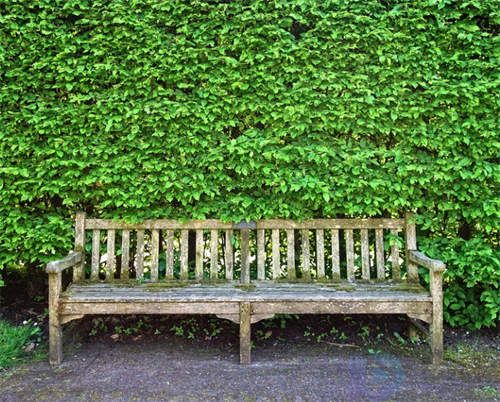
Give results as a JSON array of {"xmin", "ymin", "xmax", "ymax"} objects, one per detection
[{"xmin": 0, "ymin": 314, "xmax": 498, "ymax": 402}]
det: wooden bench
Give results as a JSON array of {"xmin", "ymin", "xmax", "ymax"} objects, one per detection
[{"xmin": 46, "ymin": 212, "xmax": 445, "ymax": 366}]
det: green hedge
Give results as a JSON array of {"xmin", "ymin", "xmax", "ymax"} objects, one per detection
[{"xmin": 1, "ymin": 0, "xmax": 498, "ymax": 328}]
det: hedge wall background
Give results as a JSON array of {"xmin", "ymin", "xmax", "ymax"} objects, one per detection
[{"xmin": 0, "ymin": 0, "xmax": 498, "ymax": 328}]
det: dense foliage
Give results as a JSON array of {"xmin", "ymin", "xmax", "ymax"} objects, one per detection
[{"xmin": 0, "ymin": 0, "xmax": 498, "ymax": 328}]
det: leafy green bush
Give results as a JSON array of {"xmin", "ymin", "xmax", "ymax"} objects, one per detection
[
  {"xmin": 0, "ymin": 320, "xmax": 42, "ymax": 369},
  {"xmin": 0, "ymin": 1, "xmax": 498, "ymax": 328}
]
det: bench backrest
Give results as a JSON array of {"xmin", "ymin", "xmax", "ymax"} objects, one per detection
[{"xmin": 72, "ymin": 213, "xmax": 418, "ymax": 284}]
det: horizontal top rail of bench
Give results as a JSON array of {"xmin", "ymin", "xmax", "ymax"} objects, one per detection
[{"xmin": 84, "ymin": 218, "xmax": 405, "ymax": 230}]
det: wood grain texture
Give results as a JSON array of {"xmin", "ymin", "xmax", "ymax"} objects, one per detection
[
  {"xmin": 331, "ymin": 229, "xmax": 340, "ymax": 281},
  {"xmin": 195, "ymin": 230, "xmax": 204, "ymax": 280},
  {"xmin": 390, "ymin": 229, "xmax": 400, "ymax": 280},
  {"xmin": 91, "ymin": 230, "xmax": 100, "ymax": 280},
  {"xmin": 73, "ymin": 212, "xmax": 85, "ymax": 282},
  {"xmin": 375, "ymin": 228, "xmax": 385, "ymax": 280},
  {"xmin": 257, "ymin": 229, "xmax": 265, "ymax": 280},
  {"xmin": 121, "ymin": 230, "xmax": 130, "ymax": 280},
  {"xmin": 409, "ymin": 250, "xmax": 446, "ymax": 272},
  {"xmin": 361, "ymin": 229, "xmax": 369, "ymax": 281},
  {"xmin": 151, "ymin": 229, "xmax": 159, "ymax": 281},
  {"xmin": 48, "ymin": 272, "xmax": 62, "ymax": 365},
  {"xmin": 180, "ymin": 229, "xmax": 189, "ymax": 280},
  {"xmin": 165, "ymin": 230, "xmax": 174, "ymax": 280},
  {"xmin": 85, "ymin": 218, "xmax": 405, "ymax": 230},
  {"xmin": 239, "ymin": 302, "xmax": 251, "ymax": 364},
  {"xmin": 300, "ymin": 230, "xmax": 310, "ymax": 281},
  {"xmin": 225, "ymin": 230, "xmax": 234, "ymax": 280},
  {"xmin": 346, "ymin": 229, "xmax": 355, "ymax": 282},
  {"xmin": 286, "ymin": 229, "xmax": 295, "ymax": 280},
  {"xmin": 210, "ymin": 229, "xmax": 218, "ymax": 280},
  {"xmin": 136, "ymin": 229, "xmax": 145, "ymax": 280},
  {"xmin": 272, "ymin": 229, "xmax": 280, "ymax": 279},
  {"xmin": 240, "ymin": 229, "xmax": 250, "ymax": 284},
  {"xmin": 106, "ymin": 230, "xmax": 116, "ymax": 280},
  {"xmin": 316, "ymin": 229, "xmax": 325, "ymax": 279},
  {"xmin": 405, "ymin": 212, "xmax": 418, "ymax": 282}
]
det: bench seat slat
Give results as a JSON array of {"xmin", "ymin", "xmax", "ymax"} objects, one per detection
[{"xmin": 61, "ymin": 282, "xmax": 431, "ymax": 303}]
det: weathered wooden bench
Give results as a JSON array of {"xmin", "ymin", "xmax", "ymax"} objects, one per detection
[{"xmin": 46, "ymin": 213, "xmax": 445, "ymax": 366}]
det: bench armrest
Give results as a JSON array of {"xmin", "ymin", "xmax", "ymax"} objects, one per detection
[
  {"xmin": 46, "ymin": 251, "xmax": 83, "ymax": 274},
  {"xmin": 408, "ymin": 250, "xmax": 446, "ymax": 274}
]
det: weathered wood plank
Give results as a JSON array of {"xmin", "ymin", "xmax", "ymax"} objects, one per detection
[
  {"xmin": 106, "ymin": 230, "xmax": 116, "ymax": 280},
  {"xmin": 85, "ymin": 218, "xmax": 405, "ymax": 230},
  {"xmin": 48, "ymin": 272, "xmax": 62, "ymax": 365},
  {"xmin": 430, "ymin": 269, "xmax": 444, "ymax": 365},
  {"xmin": 91, "ymin": 230, "xmax": 100, "ymax": 280},
  {"xmin": 121, "ymin": 230, "xmax": 130, "ymax": 280},
  {"xmin": 316, "ymin": 229, "xmax": 325, "ymax": 279},
  {"xmin": 257, "ymin": 229, "xmax": 265, "ymax": 280},
  {"xmin": 331, "ymin": 229, "xmax": 340, "ymax": 281},
  {"xmin": 301, "ymin": 229, "xmax": 310, "ymax": 281},
  {"xmin": 286, "ymin": 229, "xmax": 295, "ymax": 280},
  {"xmin": 272, "ymin": 229, "xmax": 280, "ymax": 279},
  {"xmin": 225, "ymin": 230, "xmax": 234, "ymax": 281},
  {"xmin": 46, "ymin": 251, "xmax": 83, "ymax": 274},
  {"xmin": 391, "ymin": 229, "xmax": 400, "ymax": 280},
  {"xmin": 361, "ymin": 229, "xmax": 370, "ymax": 281},
  {"xmin": 239, "ymin": 302, "xmax": 251, "ymax": 364},
  {"xmin": 255, "ymin": 218, "xmax": 405, "ymax": 230},
  {"xmin": 61, "ymin": 301, "xmax": 240, "ymax": 316},
  {"xmin": 180, "ymin": 229, "xmax": 189, "ymax": 280},
  {"xmin": 375, "ymin": 228, "xmax": 385, "ymax": 280},
  {"xmin": 73, "ymin": 212, "xmax": 85, "ymax": 282},
  {"xmin": 405, "ymin": 212, "xmax": 418, "ymax": 282},
  {"xmin": 210, "ymin": 229, "xmax": 218, "ymax": 280},
  {"xmin": 151, "ymin": 229, "xmax": 160, "ymax": 282},
  {"xmin": 408, "ymin": 250, "xmax": 446, "ymax": 272},
  {"xmin": 165, "ymin": 230, "xmax": 174, "ymax": 280},
  {"xmin": 195, "ymin": 230, "xmax": 204, "ymax": 281},
  {"xmin": 240, "ymin": 229, "xmax": 250, "ymax": 284},
  {"xmin": 346, "ymin": 229, "xmax": 355, "ymax": 282},
  {"xmin": 252, "ymin": 301, "xmax": 432, "ymax": 316},
  {"xmin": 136, "ymin": 229, "xmax": 145, "ymax": 280}
]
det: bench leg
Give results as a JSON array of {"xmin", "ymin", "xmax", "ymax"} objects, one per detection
[
  {"xmin": 48, "ymin": 272, "xmax": 63, "ymax": 366},
  {"xmin": 430, "ymin": 273, "xmax": 444, "ymax": 365},
  {"xmin": 239, "ymin": 302, "xmax": 251, "ymax": 364},
  {"xmin": 49, "ymin": 313, "xmax": 63, "ymax": 366}
]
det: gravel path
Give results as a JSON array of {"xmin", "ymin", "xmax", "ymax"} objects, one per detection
[{"xmin": 1, "ymin": 339, "xmax": 498, "ymax": 401}]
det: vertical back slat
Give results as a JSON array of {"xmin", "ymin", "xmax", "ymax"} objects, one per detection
[
  {"xmin": 195, "ymin": 230, "xmax": 204, "ymax": 280},
  {"xmin": 151, "ymin": 229, "xmax": 159, "ymax": 281},
  {"xmin": 257, "ymin": 229, "xmax": 265, "ymax": 280},
  {"xmin": 225, "ymin": 229, "xmax": 234, "ymax": 280},
  {"xmin": 210, "ymin": 229, "xmax": 218, "ymax": 279},
  {"xmin": 405, "ymin": 212, "xmax": 418, "ymax": 282},
  {"xmin": 180, "ymin": 229, "xmax": 189, "ymax": 280},
  {"xmin": 272, "ymin": 229, "xmax": 280, "ymax": 279},
  {"xmin": 286, "ymin": 229, "xmax": 295, "ymax": 279},
  {"xmin": 346, "ymin": 229, "xmax": 355, "ymax": 282},
  {"xmin": 136, "ymin": 229, "xmax": 145, "ymax": 280},
  {"xmin": 375, "ymin": 228, "xmax": 385, "ymax": 280},
  {"xmin": 361, "ymin": 229, "xmax": 370, "ymax": 281},
  {"xmin": 165, "ymin": 230, "xmax": 174, "ymax": 280},
  {"xmin": 301, "ymin": 229, "xmax": 310, "ymax": 281},
  {"xmin": 391, "ymin": 229, "xmax": 400, "ymax": 280},
  {"xmin": 91, "ymin": 229, "xmax": 100, "ymax": 280},
  {"xmin": 73, "ymin": 212, "xmax": 86, "ymax": 282},
  {"xmin": 240, "ymin": 229, "xmax": 250, "ymax": 284},
  {"xmin": 121, "ymin": 230, "xmax": 130, "ymax": 280},
  {"xmin": 331, "ymin": 229, "xmax": 340, "ymax": 281},
  {"xmin": 106, "ymin": 230, "xmax": 116, "ymax": 280},
  {"xmin": 316, "ymin": 229, "xmax": 325, "ymax": 279}
]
